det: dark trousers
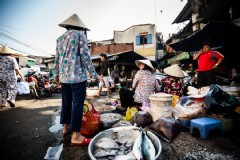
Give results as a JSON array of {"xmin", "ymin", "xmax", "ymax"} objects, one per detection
[
  {"xmin": 197, "ymin": 70, "xmax": 216, "ymax": 88},
  {"xmin": 119, "ymin": 87, "xmax": 141, "ymax": 108},
  {"xmin": 60, "ymin": 81, "xmax": 87, "ymax": 131}
]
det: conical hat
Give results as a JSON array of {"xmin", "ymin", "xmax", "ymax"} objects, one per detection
[
  {"xmin": 59, "ymin": 14, "xmax": 90, "ymax": 31},
  {"xmin": 0, "ymin": 45, "xmax": 14, "ymax": 54},
  {"xmin": 135, "ymin": 60, "xmax": 154, "ymax": 71},
  {"xmin": 163, "ymin": 64, "xmax": 184, "ymax": 78}
]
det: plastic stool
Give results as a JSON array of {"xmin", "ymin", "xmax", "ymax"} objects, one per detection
[{"xmin": 190, "ymin": 117, "xmax": 223, "ymax": 139}]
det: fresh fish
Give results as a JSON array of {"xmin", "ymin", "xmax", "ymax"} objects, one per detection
[
  {"xmin": 112, "ymin": 126, "xmax": 139, "ymax": 132},
  {"xmin": 93, "ymin": 148, "xmax": 119, "ymax": 157},
  {"xmin": 114, "ymin": 129, "xmax": 141, "ymax": 145},
  {"xmin": 142, "ymin": 129, "xmax": 156, "ymax": 160},
  {"xmin": 132, "ymin": 129, "xmax": 143, "ymax": 160},
  {"xmin": 115, "ymin": 152, "xmax": 136, "ymax": 160},
  {"xmin": 95, "ymin": 137, "xmax": 120, "ymax": 149}
]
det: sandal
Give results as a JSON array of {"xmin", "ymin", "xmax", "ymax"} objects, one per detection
[{"xmin": 71, "ymin": 137, "xmax": 91, "ymax": 146}]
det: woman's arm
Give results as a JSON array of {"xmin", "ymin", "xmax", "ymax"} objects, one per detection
[
  {"xmin": 132, "ymin": 71, "xmax": 140, "ymax": 89},
  {"xmin": 15, "ymin": 68, "xmax": 25, "ymax": 81}
]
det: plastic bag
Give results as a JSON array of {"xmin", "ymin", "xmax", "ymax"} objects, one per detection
[
  {"xmin": 17, "ymin": 81, "xmax": 30, "ymax": 95},
  {"xmin": 203, "ymin": 84, "xmax": 239, "ymax": 114},
  {"xmin": 148, "ymin": 117, "xmax": 181, "ymax": 142},
  {"xmin": 126, "ymin": 107, "xmax": 138, "ymax": 121},
  {"xmin": 173, "ymin": 97, "xmax": 207, "ymax": 120},
  {"xmin": 172, "ymin": 95, "xmax": 179, "ymax": 107},
  {"xmin": 81, "ymin": 102, "xmax": 100, "ymax": 136},
  {"xmin": 130, "ymin": 111, "xmax": 153, "ymax": 128}
]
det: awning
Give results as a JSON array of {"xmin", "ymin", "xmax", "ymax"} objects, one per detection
[
  {"xmin": 197, "ymin": 0, "xmax": 231, "ymax": 23},
  {"xmin": 172, "ymin": 0, "xmax": 232, "ymax": 24},
  {"xmin": 169, "ymin": 21, "xmax": 240, "ymax": 52},
  {"xmin": 172, "ymin": 0, "xmax": 192, "ymax": 24},
  {"xmin": 167, "ymin": 52, "xmax": 190, "ymax": 64},
  {"xmin": 108, "ymin": 50, "xmax": 146, "ymax": 65}
]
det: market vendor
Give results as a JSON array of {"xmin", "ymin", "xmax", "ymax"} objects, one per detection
[
  {"xmin": 158, "ymin": 64, "xmax": 185, "ymax": 96},
  {"xmin": 119, "ymin": 60, "xmax": 161, "ymax": 108}
]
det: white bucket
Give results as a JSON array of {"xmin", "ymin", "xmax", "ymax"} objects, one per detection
[{"xmin": 149, "ymin": 93, "xmax": 173, "ymax": 122}]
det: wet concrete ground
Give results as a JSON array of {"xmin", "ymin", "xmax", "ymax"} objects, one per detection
[
  {"xmin": 59, "ymin": 92, "xmax": 240, "ymax": 160},
  {"xmin": 1, "ymin": 92, "xmax": 240, "ymax": 160}
]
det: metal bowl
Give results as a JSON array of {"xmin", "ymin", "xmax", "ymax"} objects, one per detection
[
  {"xmin": 100, "ymin": 113, "xmax": 122, "ymax": 129},
  {"xmin": 88, "ymin": 127, "xmax": 162, "ymax": 160},
  {"xmin": 95, "ymin": 105, "xmax": 116, "ymax": 114}
]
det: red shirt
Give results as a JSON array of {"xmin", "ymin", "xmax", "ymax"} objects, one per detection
[{"xmin": 198, "ymin": 51, "xmax": 224, "ymax": 71}]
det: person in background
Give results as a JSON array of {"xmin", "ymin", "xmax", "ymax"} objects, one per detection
[
  {"xmin": 119, "ymin": 60, "xmax": 161, "ymax": 108},
  {"xmin": 119, "ymin": 65, "xmax": 127, "ymax": 82},
  {"xmin": 55, "ymin": 14, "xmax": 100, "ymax": 146},
  {"xmin": 97, "ymin": 53, "xmax": 110, "ymax": 98},
  {"xmin": 0, "ymin": 45, "xmax": 25, "ymax": 108},
  {"xmin": 193, "ymin": 42, "xmax": 224, "ymax": 88},
  {"xmin": 113, "ymin": 64, "xmax": 119, "ymax": 83},
  {"xmin": 158, "ymin": 64, "xmax": 185, "ymax": 96}
]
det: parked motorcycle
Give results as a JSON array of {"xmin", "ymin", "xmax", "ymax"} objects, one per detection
[
  {"xmin": 36, "ymin": 74, "xmax": 52, "ymax": 97},
  {"xmin": 24, "ymin": 71, "xmax": 39, "ymax": 99}
]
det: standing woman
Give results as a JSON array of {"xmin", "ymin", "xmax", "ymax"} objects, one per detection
[
  {"xmin": 0, "ymin": 45, "xmax": 24, "ymax": 108},
  {"xmin": 119, "ymin": 60, "xmax": 161, "ymax": 108},
  {"xmin": 98, "ymin": 53, "xmax": 110, "ymax": 98},
  {"xmin": 55, "ymin": 14, "xmax": 100, "ymax": 145}
]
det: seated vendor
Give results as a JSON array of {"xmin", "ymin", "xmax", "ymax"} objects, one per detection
[
  {"xmin": 158, "ymin": 64, "xmax": 185, "ymax": 96},
  {"xmin": 119, "ymin": 60, "xmax": 161, "ymax": 108}
]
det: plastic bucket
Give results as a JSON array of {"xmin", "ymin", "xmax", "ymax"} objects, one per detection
[{"xmin": 149, "ymin": 93, "xmax": 173, "ymax": 122}]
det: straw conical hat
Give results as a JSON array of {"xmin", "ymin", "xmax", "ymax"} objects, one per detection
[
  {"xmin": 59, "ymin": 13, "xmax": 90, "ymax": 31},
  {"xmin": 135, "ymin": 60, "xmax": 154, "ymax": 71},
  {"xmin": 163, "ymin": 64, "xmax": 184, "ymax": 78},
  {"xmin": 0, "ymin": 45, "xmax": 14, "ymax": 54}
]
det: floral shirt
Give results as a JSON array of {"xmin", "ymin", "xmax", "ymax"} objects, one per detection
[
  {"xmin": 132, "ymin": 70, "xmax": 161, "ymax": 103},
  {"xmin": 55, "ymin": 30, "xmax": 98, "ymax": 83},
  {"xmin": 158, "ymin": 76, "xmax": 184, "ymax": 96}
]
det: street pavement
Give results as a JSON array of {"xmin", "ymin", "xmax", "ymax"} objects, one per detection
[{"xmin": 0, "ymin": 92, "xmax": 240, "ymax": 160}]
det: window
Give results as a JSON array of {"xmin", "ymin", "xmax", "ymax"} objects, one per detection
[{"xmin": 136, "ymin": 34, "xmax": 152, "ymax": 45}]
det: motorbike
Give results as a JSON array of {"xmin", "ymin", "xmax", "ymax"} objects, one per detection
[
  {"xmin": 24, "ymin": 71, "xmax": 39, "ymax": 99},
  {"xmin": 36, "ymin": 74, "xmax": 52, "ymax": 97}
]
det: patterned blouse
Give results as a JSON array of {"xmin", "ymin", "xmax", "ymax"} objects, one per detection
[
  {"xmin": 132, "ymin": 70, "xmax": 161, "ymax": 103},
  {"xmin": 158, "ymin": 76, "xmax": 184, "ymax": 96},
  {"xmin": 55, "ymin": 29, "xmax": 98, "ymax": 84},
  {"xmin": 0, "ymin": 55, "xmax": 18, "ymax": 82}
]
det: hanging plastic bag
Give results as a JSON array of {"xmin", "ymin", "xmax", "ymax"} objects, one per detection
[
  {"xmin": 17, "ymin": 81, "xmax": 30, "ymax": 95},
  {"xmin": 81, "ymin": 102, "xmax": 100, "ymax": 136},
  {"xmin": 126, "ymin": 107, "xmax": 138, "ymax": 121}
]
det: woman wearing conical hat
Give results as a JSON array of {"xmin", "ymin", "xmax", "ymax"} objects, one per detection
[
  {"xmin": 158, "ymin": 64, "xmax": 185, "ymax": 96},
  {"xmin": 119, "ymin": 59, "xmax": 161, "ymax": 108},
  {"xmin": 55, "ymin": 14, "xmax": 101, "ymax": 146},
  {"xmin": 0, "ymin": 45, "xmax": 25, "ymax": 108}
]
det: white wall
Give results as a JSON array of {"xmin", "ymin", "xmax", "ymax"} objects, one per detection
[{"xmin": 114, "ymin": 24, "xmax": 156, "ymax": 50}]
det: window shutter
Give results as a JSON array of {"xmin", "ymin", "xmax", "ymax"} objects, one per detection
[
  {"xmin": 148, "ymin": 34, "xmax": 152, "ymax": 44},
  {"xmin": 136, "ymin": 35, "xmax": 140, "ymax": 45}
]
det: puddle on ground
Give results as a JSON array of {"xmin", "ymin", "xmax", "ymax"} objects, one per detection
[
  {"xmin": 44, "ymin": 143, "xmax": 63, "ymax": 160},
  {"xmin": 49, "ymin": 115, "xmax": 63, "ymax": 133},
  {"xmin": 45, "ymin": 115, "xmax": 64, "ymax": 160}
]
